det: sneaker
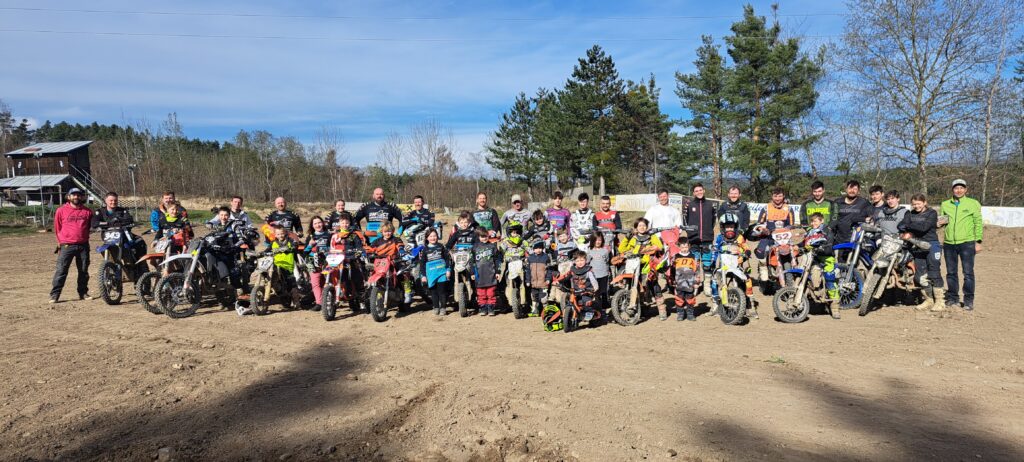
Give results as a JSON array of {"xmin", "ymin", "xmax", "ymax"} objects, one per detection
[
  {"xmin": 708, "ymin": 303, "xmax": 719, "ymax": 317},
  {"xmin": 313, "ymin": 304, "xmax": 322, "ymax": 312},
  {"xmin": 433, "ymin": 307, "xmax": 441, "ymax": 316},
  {"xmin": 676, "ymin": 310, "xmax": 686, "ymax": 321},
  {"xmin": 963, "ymin": 303, "xmax": 974, "ymax": 311},
  {"xmin": 686, "ymin": 308, "xmax": 696, "ymax": 321},
  {"xmin": 749, "ymin": 308, "xmax": 759, "ymax": 319},
  {"xmin": 945, "ymin": 300, "xmax": 959, "ymax": 308},
  {"xmin": 48, "ymin": 298, "xmax": 57, "ymax": 304},
  {"xmin": 79, "ymin": 294, "xmax": 93, "ymax": 301},
  {"xmin": 659, "ymin": 314, "xmax": 668, "ymax": 321}
]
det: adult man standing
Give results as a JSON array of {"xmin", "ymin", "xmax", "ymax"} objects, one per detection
[
  {"xmin": 404, "ymin": 195, "xmax": 435, "ymax": 228},
  {"xmin": 643, "ymin": 189, "xmax": 682, "ymax": 230},
  {"xmin": 869, "ymin": 185, "xmax": 886, "ymax": 219},
  {"xmin": 682, "ymin": 183, "xmax": 716, "ymax": 247},
  {"xmin": 472, "ymin": 192, "xmax": 501, "ymax": 236},
  {"xmin": 594, "ymin": 195, "xmax": 622, "ymax": 250},
  {"xmin": 501, "ymin": 194, "xmax": 531, "ymax": 234},
  {"xmin": 832, "ymin": 180, "xmax": 873, "ymax": 244},
  {"xmin": 50, "ymin": 188, "xmax": 94, "ymax": 303},
  {"xmin": 546, "ymin": 191, "xmax": 571, "ymax": 231},
  {"xmin": 717, "ymin": 185, "xmax": 750, "ymax": 231},
  {"xmin": 800, "ymin": 181, "xmax": 838, "ymax": 226},
  {"xmin": 354, "ymin": 188, "xmax": 402, "ymax": 234},
  {"xmin": 940, "ymin": 179, "xmax": 983, "ymax": 311},
  {"xmin": 265, "ymin": 196, "xmax": 303, "ymax": 237},
  {"xmin": 569, "ymin": 193, "xmax": 596, "ymax": 242}
]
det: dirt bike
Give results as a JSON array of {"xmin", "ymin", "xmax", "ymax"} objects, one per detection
[
  {"xmin": 155, "ymin": 229, "xmax": 242, "ymax": 319},
  {"xmin": 559, "ymin": 285, "xmax": 602, "ymax": 333},
  {"xmin": 451, "ymin": 245, "xmax": 475, "ymax": 317},
  {"xmin": 249, "ymin": 247, "xmax": 312, "ymax": 315},
  {"xmin": 135, "ymin": 227, "xmax": 192, "ymax": 314},
  {"xmin": 608, "ymin": 244, "xmax": 662, "ymax": 326},
  {"xmin": 400, "ymin": 219, "xmax": 443, "ymax": 301},
  {"xmin": 501, "ymin": 255, "xmax": 527, "ymax": 319},
  {"xmin": 831, "ymin": 224, "xmax": 873, "ymax": 310},
  {"xmin": 365, "ymin": 250, "xmax": 414, "ymax": 322},
  {"xmin": 320, "ymin": 247, "xmax": 366, "ymax": 321},
  {"xmin": 712, "ymin": 243, "xmax": 749, "ymax": 325},
  {"xmin": 94, "ymin": 223, "xmax": 147, "ymax": 305},
  {"xmin": 765, "ymin": 227, "xmax": 804, "ymax": 292},
  {"xmin": 772, "ymin": 241, "xmax": 861, "ymax": 323},
  {"xmin": 858, "ymin": 227, "xmax": 931, "ymax": 316}
]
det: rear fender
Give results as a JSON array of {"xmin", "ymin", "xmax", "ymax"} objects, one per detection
[{"xmin": 611, "ymin": 273, "xmax": 634, "ymax": 285}]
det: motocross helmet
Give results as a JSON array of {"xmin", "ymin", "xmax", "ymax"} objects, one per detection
[
  {"xmin": 719, "ymin": 212, "xmax": 740, "ymax": 240},
  {"xmin": 541, "ymin": 304, "xmax": 563, "ymax": 332},
  {"xmin": 506, "ymin": 221, "xmax": 523, "ymax": 245}
]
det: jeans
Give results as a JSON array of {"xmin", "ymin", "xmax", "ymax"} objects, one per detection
[
  {"xmin": 51, "ymin": 243, "xmax": 90, "ymax": 300},
  {"xmin": 429, "ymin": 283, "xmax": 449, "ymax": 310},
  {"xmin": 912, "ymin": 240, "xmax": 943, "ymax": 288},
  {"xmin": 943, "ymin": 242, "xmax": 975, "ymax": 305}
]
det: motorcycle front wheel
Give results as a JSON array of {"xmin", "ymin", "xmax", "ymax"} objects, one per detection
[
  {"xmin": 859, "ymin": 271, "xmax": 882, "ymax": 316},
  {"xmin": 718, "ymin": 283, "xmax": 747, "ymax": 326},
  {"xmin": 369, "ymin": 285, "xmax": 389, "ymax": 322},
  {"xmin": 610, "ymin": 289, "xmax": 641, "ymax": 326},
  {"xmin": 250, "ymin": 276, "xmax": 271, "ymax": 316},
  {"xmin": 836, "ymin": 263, "xmax": 863, "ymax": 310},
  {"xmin": 322, "ymin": 285, "xmax": 337, "ymax": 321},
  {"xmin": 135, "ymin": 271, "xmax": 161, "ymax": 314},
  {"xmin": 157, "ymin": 273, "xmax": 201, "ymax": 319},
  {"xmin": 455, "ymin": 281, "xmax": 469, "ymax": 317},
  {"xmin": 772, "ymin": 286, "xmax": 809, "ymax": 323},
  {"xmin": 98, "ymin": 260, "xmax": 123, "ymax": 305}
]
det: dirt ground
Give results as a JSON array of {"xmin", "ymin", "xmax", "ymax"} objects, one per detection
[{"xmin": 1, "ymin": 229, "xmax": 1023, "ymax": 462}]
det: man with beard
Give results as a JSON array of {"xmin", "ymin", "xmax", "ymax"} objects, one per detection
[
  {"xmin": 354, "ymin": 188, "xmax": 402, "ymax": 234},
  {"xmin": 265, "ymin": 196, "xmax": 303, "ymax": 237},
  {"xmin": 50, "ymin": 188, "xmax": 94, "ymax": 303},
  {"xmin": 800, "ymin": 181, "xmax": 838, "ymax": 226},
  {"xmin": 472, "ymin": 192, "xmax": 501, "ymax": 237},
  {"xmin": 832, "ymin": 180, "xmax": 873, "ymax": 244}
]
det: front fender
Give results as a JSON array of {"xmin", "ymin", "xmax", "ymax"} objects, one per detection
[
  {"xmin": 160, "ymin": 253, "xmax": 195, "ymax": 267},
  {"xmin": 785, "ymin": 268, "xmax": 805, "ymax": 276},
  {"xmin": 96, "ymin": 244, "xmax": 112, "ymax": 254}
]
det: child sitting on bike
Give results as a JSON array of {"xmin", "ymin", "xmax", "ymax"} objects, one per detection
[
  {"xmin": 559, "ymin": 249, "xmax": 601, "ymax": 320},
  {"xmin": 710, "ymin": 213, "xmax": 755, "ymax": 317},
  {"xmin": 672, "ymin": 240, "xmax": 700, "ymax": 321},
  {"xmin": 446, "ymin": 211, "xmax": 478, "ymax": 250},
  {"xmin": 618, "ymin": 218, "xmax": 668, "ymax": 319},
  {"xmin": 472, "ymin": 227, "xmax": 502, "ymax": 316},
  {"xmin": 805, "ymin": 213, "xmax": 840, "ymax": 310},
  {"xmin": 525, "ymin": 239, "xmax": 555, "ymax": 317},
  {"xmin": 270, "ymin": 225, "xmax": 300, "ymax": 300},
  {"xmin": 158, "ymin": 202, "xmax": 192, "ymax": 249},
  {"xmin": 419, "ymin": 228, "xmax": 452, "ymax": 316},
  {"xmin": 369, "ymin": 222, "xmax": 414, "ymax": 304}
]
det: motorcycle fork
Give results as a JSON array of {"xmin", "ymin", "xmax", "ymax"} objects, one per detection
[{"xmin": 183, "ymin": 254, "xmax": 201, "ymax": 291}]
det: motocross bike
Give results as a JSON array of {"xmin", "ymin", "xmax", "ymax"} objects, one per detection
[
  {"xmin": 365, "ymin": 249, "xmax": 414, "ymax": 322},
  {"xmin": 320, "ymin": 247, "xmax": 366, "ymax": 321},
  {"xmin": 94, "ymin": 223, "xmax": 147, "ymax": 305},
  {"xmin": 135, "ymin": 227, "xmax": 192, "ymax": 314},
  {"xmin": 712, "ymin": 243, "xmax": 750, "ymax": 325},
  {"xmin": 608, "ymin": 243, "xmax": 662, "ymax": 326},
  {"xmin": 154, "ymin": 229, "xmax": 243, "ymax": 318},
  {"xmin": 501, "ymin": 254, "xmax": 527, "ymax": 319},
  {"xmin": 772, "ymin": 241, "xmax": 862, "ymax": 323},
  {"xmin": 249, "ymin": 246, "xmax": 313, "ymax": 315},
  {"xmin": 764, "ymin": 227, "xmax": 804, "ymax": 293},
  {"xmin": 858, "ymin": 227, "xmax": 931, "ymax": 316},
  {"xmin": 451, "ymin": 244, "xmax": 475, "ymax": 317},
  {"xmin": 556, "ymin": 277, "xmax": 602, "ymax": 333},
  {"xmin": 830, "ymin": 224, "xmax": 874, "ymax": 310}
]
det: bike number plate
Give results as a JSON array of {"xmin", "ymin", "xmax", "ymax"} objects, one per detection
[
  {"xmin": 257, "ymin": 256, "xmax": 274, "ymax": 271},
  {"xmin": 583, "ymin": 311, "xmax": 594, "ymax": 322},
  {"xmin": 326, "ymin": 253, "xmax": 345, "ymax": 266}
]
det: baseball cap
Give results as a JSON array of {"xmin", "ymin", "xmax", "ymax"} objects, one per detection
[
  {"xmin": 511, "ymin": 194, "xmax": 522, "ymax": 203},
  {"xmin": 68, "ymin": 188, "xmax": 84, "ymax": 195},
  {"xmin": 952, "ymin": 179, "xmax": 967, "ymax": 188}
]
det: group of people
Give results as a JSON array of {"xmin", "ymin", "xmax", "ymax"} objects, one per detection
[{"xmin": 48, "ymin": 178, "xmax": 984, "ymax": 320}]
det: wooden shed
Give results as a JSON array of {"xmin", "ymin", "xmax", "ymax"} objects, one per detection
[{"xmin": 1, "ymin": 141, "xmax": 95, "ymax": 206}]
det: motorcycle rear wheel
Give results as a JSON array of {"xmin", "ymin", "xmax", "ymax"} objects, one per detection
[
  {"xmin": 98, "ymin": 260, "xmax": 123, "ymax": 305},
  {"xmin": 370, "ymin": 285, "xmax": 389, "ymax": 322}
]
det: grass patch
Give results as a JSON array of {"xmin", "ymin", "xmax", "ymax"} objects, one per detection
[{"xmin": 0, "ymin": 224, "xmax": 43, "ymax": 238}]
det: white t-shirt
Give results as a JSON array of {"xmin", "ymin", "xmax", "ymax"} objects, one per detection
[{"xmin": 644, "ymin": 203, "xmax": 682, "ymax": 229}]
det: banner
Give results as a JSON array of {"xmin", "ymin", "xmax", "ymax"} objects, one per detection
[
  {"xmin": 981, "ymin": 207, "xmax": 1024, "ymax": 228},
  {"xmin": 608, "ymin": 194, "xmax": 684, "ymax": 212}
]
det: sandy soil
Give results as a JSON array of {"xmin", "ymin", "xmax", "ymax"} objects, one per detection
[{"xmin": 1, "ymin": 230, "xmax": 1023, "ymax": 462}]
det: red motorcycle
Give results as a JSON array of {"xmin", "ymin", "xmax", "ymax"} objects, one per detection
[
  {"xmin": 320, "ymin": 245, "xmax": 367, "ymax": 321},
  {"xmin": 365, "ymin": 241, "xmax": 413, "ymax": 322}
]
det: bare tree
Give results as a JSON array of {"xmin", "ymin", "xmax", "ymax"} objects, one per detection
[
  {"xmin": 376, "ymin": 130, "xmax": 405, "ymax": 196},
  {"xmin": 408, "ymin": 119, "xmax": 460, "ymax": 205},
  {"xmin": 842, "ymin": 0, "xmax": 1005, "ymax": 195},
  {"xmin": 313, "ymin": 126, "xmax": 347, "ymax": 200},
  {"xmin": 980, "ymin": 2, "xmax": 1022, "ymax": 203}
]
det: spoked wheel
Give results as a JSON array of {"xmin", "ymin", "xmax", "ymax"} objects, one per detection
[
  {"xmin": 157, "ymin": 273, "xmax": 201, "ymax": 319},
  {"xmin": 322, "ymin": 285, "xmax": 337, "ymax": 321},
  {"xmin": 509, "ymin": 282, "xmax": 524, "ymax": 319},
  {"xmin": 98, "ymin": 261, "xmax": 124, "ymax": 305},
  {"xmin": 136, "ymin": 271, "xmax": 162, "ymax": 314},
  {"xmin": 836, "ymin": 263, "xmax": 864, "ymax": 310},
  {"xmin": 250, "ymin": 277, "xmax": 271, "ymax": 316},
  {"xmin": 563, "ymin": 306, "xmax": 577, "ymax": 333},
  {"xmin": 610, "ymin": 289, "xmax": 641, "ymax": 326},
  {"xmin": 369, "ymin": 285, "xmax": 389, "ymax": 322},
  {"xmin": 859, "ymin": 272, "xmax": 882, "ymax": 316},
  {"xmin": 718, "ymin": 281, "xmax": 747, "ymax": 326},
  {"xmin": 455, "ymin": 281, "xmax": 469, "ymax": 317},
  {"xmin": 772, "ymin": 287, "xmax": 809, "ymax": 323}
]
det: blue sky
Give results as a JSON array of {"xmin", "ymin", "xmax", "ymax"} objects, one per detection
[{"xmin": 0, "ymin": 0, "xmax": 847, "ymax": 166}]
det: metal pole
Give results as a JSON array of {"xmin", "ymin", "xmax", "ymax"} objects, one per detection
[
  {"xmin": 36, "ymin": 153, "xmax": 46, "ymax": 228},
  {"xmin": 128, "ymin": 163, "xmax": 138, "ymax": 219}
]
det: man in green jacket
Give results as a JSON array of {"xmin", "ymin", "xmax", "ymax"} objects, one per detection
[
  {"xmin": 939, "ymin": 179, "xmax": 983, "ymax": 311},
  {"xmin": 800, "ymin": 180, "xmax": 838, "ymax": 226}
]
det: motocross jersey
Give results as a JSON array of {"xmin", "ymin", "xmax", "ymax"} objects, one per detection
[
  {"xmin": 618, "ymin": 233, "xmax": 665, "ymax": 274},
  {"xmin": 307, "ymin": 230, "xmax": 332, "ymax": 253},
  {"xmin": 553, "ymin": 240, "xmax": 577, "ymax": 264},
  {"xmin": 875, "ymin": 206, "xmax": 908, "ymax": 236},
  {"xmin": 92, "ymin": 206, "xmax": 135, "ymax": 229},
  {"xmin": 472, "ymin": 241, "xmax": 502, "ymax": 287},
  {"xmin": 208, "ymin": 209, "xmax": 252, "ymax": 228},
  {"xmin": 804, "ymin": 225, "xmax": 835, "ymax": 258},
  {"xmin": 594, "ymin": 209, "xmax": 622, "ymax": 233},
  {"xmin": 673, "ymin": 252, "xmax": 700, "ymax": 293},
  {"xmin": 418, "ymin": 243, "xmax": 452, "ymax": 286},
  {"xmin": 404, "ymin": 208, "xmax": 435, "ymax": 228},
  {"xmin": 369, "ymin": 236, "xmax": 404, "ymax": 259},
  {"xmin": 499, "ymin": 240, "xmax": 528, "ymax": 262},
  {"xmin": 569, "ymin": 208, "xmax": 596, "ymax": 241},
  {"xmin": 265, "ymin": 210, "xmax": 302, "ymax": 235},
  {"xmin": 757, "ymin": 203, "xmax": 794, "ymax": 232},
  {"xmin": 566, "ymin": 265, "xmax": 599, "ymax": 300},
  {"xmin": 501, "ymin": 208, "xmax": 532, "ymax": 233},
  {"xmin": 711, "ymin": 234, "xmax": 748, "ymax": 264},
  {"xmin": 354, "ymin": 201, "xmax": 402, "ymax": 233},
  {"xmin": 546, "ymin": 207, "xmax": 571, "ymax": 230},
  {"xmin": 472, "ymin": 207, "xmax": 501, "ymax": 233},
  {"xmin": 800, "ymin": 198, "xmax": 838, "ymax": 226},
  {"xmin": 326, "ymin": 211, "xmax": 359, "ymax": 232},
  {"xmin": 330, "ymin": 231, "xmax": 365, "ymax": 254},
  {"xmin": 717, "ymin": 200, "xmax": 751, "ymax": 230},
  {"xmin": 446, "ymin": 227, "xmax": 478, "ymax": 251},
  {"xmin": 832, "ymin": 196, "xmax": 873, "ymax": 243},
  {"xmin": 525, "ymin": 219, "xmax": 553, "ymax": 243}
]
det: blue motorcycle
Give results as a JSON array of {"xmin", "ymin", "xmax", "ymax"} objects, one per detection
[{"xmin": 95, "ymin": 223, "xmax": 147, "ymax": 305}]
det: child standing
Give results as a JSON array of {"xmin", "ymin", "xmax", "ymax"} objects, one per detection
[
  {"xmin": 472, "ymin": 227, "xmax": 502, "ymax": 316},
  {"xmin": 271, "ymin": 225, "xmax": 300, "ymax": 303},
  {"xmin": 587, "ymin": 233, "xmax": 611, "ymax": 312},
  {"xmin": 305, "ymin": 216, "xmax": 331, "ymax": 311},
  {"xmin": 525, "ymin": 239, "xmax": 555, "ymax": 317},
  {"xmin": 419, "ymin": 228, "xmax": 453, "ymax": 315},
  {"xmin": 672, "ymin": 240, "xmax": 700, "ymax": 321}
]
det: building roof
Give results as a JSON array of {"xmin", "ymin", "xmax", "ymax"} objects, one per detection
[
  {"xmin": 0, "ymin": 174, "xmax": 70, "ymax": 188},
  {"xmin": 5, "ymin": 141, "xmax": 93, "ymax": 157}
]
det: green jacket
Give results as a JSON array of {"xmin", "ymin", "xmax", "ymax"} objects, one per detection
[{"xmin": 940, "ymin": 196, "xmax": 983, "ymax": 245}]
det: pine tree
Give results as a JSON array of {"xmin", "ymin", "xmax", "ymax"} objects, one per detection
[
  {"xmin": 616, "ymin": 76, "xmax": 676, "ymax": 192},
  {"xmin": 486, "ymin": 92, "xmax": 543, "ymax": 199},
  {"xmin": 676, "ymin": 35, "xmax": 731, "ymax": 198}
]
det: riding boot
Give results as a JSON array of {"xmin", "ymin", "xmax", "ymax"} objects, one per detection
[
  {"xmin": 929, "ymin": 287, "xmax": 946, "ymax": 312},
  {"xmin": 657, "ymin": 298, "xmax": 668, "ymax": 320},
  {"xmin": 686, "ymin": 306, "xmax": 696, "ymax": 321},
  {"xmin": 403, "ymin": 279, "xmax": 413, "ymax": 304},
  {"xmin": 914, "ymin": 286, "xmax": 934, "ymax": 311}
]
